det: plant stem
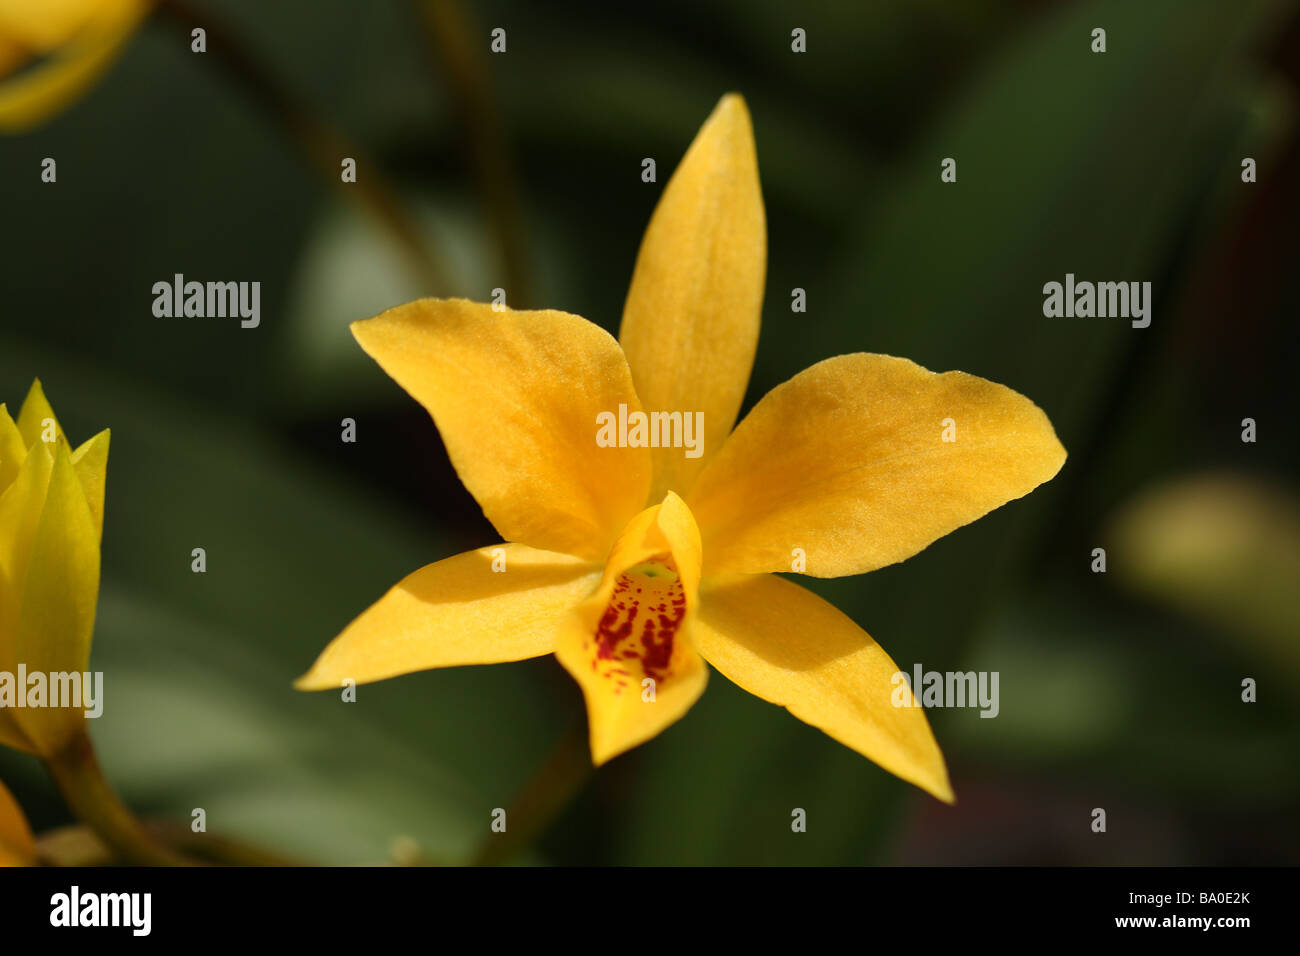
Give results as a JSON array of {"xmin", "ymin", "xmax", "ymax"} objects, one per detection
[
  {"xmin": 470, "ymin": 721, "xmax": 592, "ymax": 866},
  {"xmin": 416, "ymin": 0, "xmax": 532, "ymax": 304},
  {"xmin": 144, "ymin": 821, "xmax": 305, "ymax": 866},
  {"xmin": 36, "ymin": 820, "xmax": 306, "ymax": 867},
  {"xmin": 45, "ymin": 731, "xmax": 194, "ymax": 866},
  {"xmin": 154, "ymin": 0, "xmax": 450, "ymax": 293}
]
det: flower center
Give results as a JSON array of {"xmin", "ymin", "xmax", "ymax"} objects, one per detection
[{"xmin": 588, "ymin": 555, "xmax": 686, "ymax": 693}]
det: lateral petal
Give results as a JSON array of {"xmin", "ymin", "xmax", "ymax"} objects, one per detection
[
  {"xmin": 70, "ymin": 429, "xmax": 109, "ymax": 542},
  {"xmin": 12, "ymin": 441, "xmax": 99, "ymax": 755},
  {"xmin": 296, "ymin": 544, "xmax": 600, "ymax": 691},
  {"xmin": 0, "ymin": 36, "xmax": 24, "ymax": 80},
  {"xmin": 15, "ymin": 379, "xmax": 61, "ymax": 450},
  {"xmin": 0, "ymin": 439, "xmax": 53, "ymax": 662},
  {"xmin": 0, "ymin": 0, "xmax": 135, "ymax": 50},
  {"xmin": 0, "ymin": 404, "xmax": 24, "ymax": 494},
  {"xmin": 0, "ymin": 713, "xmax": 35, "ymax": 755},
  {"xmin": 692, "ymin": 573, "xmax": 954, "ymax": 803},
  {"xmin": 0, "ymin": 0, "xmax": 146, "ymax": 132},
  {"xmin": 0, "ymin": 778, "xmax": 36, "ymax": 866},
  {"xmin": 0, "ymin": 422, "xmax": 46, "ymax": 755},
  {"xmin": 689, "ymin": 353, "xmax": 1066, "ymax": 577}
]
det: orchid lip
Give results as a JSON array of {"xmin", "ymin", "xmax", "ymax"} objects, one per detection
[{"xmin": 586, "ymin": 554, "xmax": 686, "ymax": 693}]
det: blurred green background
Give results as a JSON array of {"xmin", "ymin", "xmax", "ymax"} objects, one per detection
[{"xmin": 2, "ymin": 0, "xmax": 1298, "ymax": 864}]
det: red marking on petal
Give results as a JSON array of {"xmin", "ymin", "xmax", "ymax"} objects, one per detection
[{"xmin": 591, "ymin": 555, "xmax": 686, "ymax": 684}]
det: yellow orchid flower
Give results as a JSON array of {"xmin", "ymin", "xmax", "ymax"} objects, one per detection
[
  {"xmin": 0, "ymin": 0, "xmax": 149, "ymax": 132},
  {"xmin": 297, "ymin": 94, "xmax": 1066, "ymax": 802},
  {"xmin": 0, "ymin": 380, "xmax": 109, "ymax": 758},
  {"xmin": 0, "ymin": 776, "xmax": 36, "ymax": 866}
]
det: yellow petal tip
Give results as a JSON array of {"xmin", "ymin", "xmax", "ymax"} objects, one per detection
[
  {"xmin": 716, "ymin": 91, "xmax": 747, "ymax": 111},
  {"xmin": 292, "ymin": 667, "xmax": 340, "ymax": 692},
  {"xmin": 707, "ymin": 92, "xmax": 753, "ymax": 136}
]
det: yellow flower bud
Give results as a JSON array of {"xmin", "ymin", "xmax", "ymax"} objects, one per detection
[
  {"xmin": 0, "ymin": 381, "xmax": 109, "ymax": 757},
  {"xmin": 0, "ymin": 776, "xmax": 36, "ymax": 866},
  {"xmin": 0, "ymin": 0, "xmax": 149, "ymax": 132}
]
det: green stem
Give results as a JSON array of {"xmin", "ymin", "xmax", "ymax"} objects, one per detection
[
  {"xmin": 154, "ymin": 0, "xmax": 450, "ymax": 293},
  {"xmin": 143, "ymin": 821, "xmax": 304, "ymax": 866},
  {"xmin": 470, "ymin": 721, "xmax": 592, "ymax": 866},
  {"xmin": 45, "ymin": 731, "xmax": 194, "ymax": 866},
  {"xmin": 36, "ymin": 820, "xmax": 306, "ymax": 867},
  {"xmin": 416, "ymin": 0, "xmax": 532, "ymax": 304}
]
